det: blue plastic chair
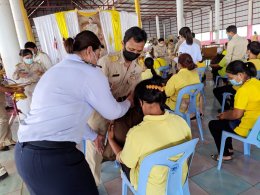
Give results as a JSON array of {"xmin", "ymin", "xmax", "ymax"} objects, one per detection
[
  {"xmin": 221, "ymin": 92, "xmax": 233, "ymax": 112},
  {"xmin": 121, "ymin": 138, "xmax": 199, "ymax": 195},
  {"xmin": 159, "ymin": 65, "xmax": 171, "ymax": 79},
  {"xmin": 256, "ymin": 70, "xmax": 260, "ymax": 79},
  {"xmin": 197, "ymin": 67, "xmax": 206, "ymax": 82},
  {"xmin": 215, "ymin": 75, "xmax": 228, "ymax": 88},
  {"xmin": 174, "ymin": 83, "xmax": 204, "ymax": 141},
  {"xmin": 218, "ymin": 117, "xmax": 260, "ymax": 170}
]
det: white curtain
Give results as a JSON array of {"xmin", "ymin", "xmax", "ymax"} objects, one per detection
[
  {"xmin": 34, "ymin": 14, "xmax": 67, "ymax": 64},
  {"xmin": 99, "ymin": 11, "xmax": 115, "ymax": 53},
  {"xmin": 120, "ymin": 11, "xmax": 138, "ymax": 38},
  {"xmin": 65, "ymin": 11, "xmax": 80, "ymax": 37}
]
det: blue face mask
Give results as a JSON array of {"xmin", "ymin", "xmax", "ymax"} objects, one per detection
[
  {"xmin": 23, "ymin": 58, "xmax": 33, "ymax": 65},
  {"xmin": 229, "ymin": 79, "xmax": 242, "ymax": 86},
  {"xmin": 228, "ymin": 35, "xmax": 232, "ymax": 41}
]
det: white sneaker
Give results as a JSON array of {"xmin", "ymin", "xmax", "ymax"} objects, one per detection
[{"xmin": 0, "ymin": 166, "xmax": 8, "ymax": 181}]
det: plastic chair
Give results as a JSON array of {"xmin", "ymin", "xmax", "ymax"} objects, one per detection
[
  {"xmin": 197, "ymin": 67, "xmax": 206, "ymax": 103},
  {"xmin": 221, "ymin": 92, "xmax": 233, "ymax": 112},
  {"xmin": 218, "ymin": 117, "xmax": 260, "ymax": 170},
  {"xmin": 174, "ymin": 83, "xmax": 204, "ymax": 141},
  {"xmin": 256, "ymin": 70, "xmax": 260, "ymax": 79},
  {"xmin": 214, "ymin": 75, "xmax": 228, "ymax": 88},
  {"xmin": 121, "ymin": 138, "xmax": 199, "ymax": 195},
  {"xmin": 197, "ymin": 67, "xmax": 206, "ymax": 82},
  {"xmin": 159, "ymin": 65, "xmax": 171, "ymax": 79}
]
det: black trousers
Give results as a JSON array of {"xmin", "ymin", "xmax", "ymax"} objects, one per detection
[
  {"xmin": 15, "ymin": 142, "xmax": 98, "ymax": 195},
  {"xmin": 213, "ymin": 85, "xmax": 236, "ymax": 110},
  {"xmin": 211, "ymin": 68, "xmax": 227, "ymax": 84},
  {"xmin": 208, "ymin": 120, "xmax": 240, "ymax": 156}
]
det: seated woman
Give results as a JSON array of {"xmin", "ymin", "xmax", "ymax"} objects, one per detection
[
  {"xmin": 108, "ymin": 78, "xmax": 192, "ymax": 195},
  {"xmin": 165, "ymin": 53, "xmax": 201, "ymax": 111},
  {"xmin": 213, "ymin": 41, "xmax": 260, "ymax": 112},
  {"xmin": 209, "ymin": 60, "xmax": 260, "ymax": 161}
]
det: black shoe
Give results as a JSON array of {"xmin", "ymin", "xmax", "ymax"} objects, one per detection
[
  {"xmin": 0, "ymin": 146, "xmax": 10, "ymax": 151},
  {"xmin": 0, "ymin": 167, "xmax": 8, "ymax": 181}
]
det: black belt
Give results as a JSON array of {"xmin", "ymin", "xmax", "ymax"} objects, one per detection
[{"xmin": 23, "ymin": 141, "xmax": 76, "ymax": 149}]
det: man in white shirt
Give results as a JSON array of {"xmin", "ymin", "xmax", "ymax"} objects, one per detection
[{"xmin": 24, "ymin": 42, "xmax": 53, "ymax": 71}]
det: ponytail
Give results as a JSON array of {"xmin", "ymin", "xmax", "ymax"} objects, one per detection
[
  {"xmin": 63, "ymin": 30, "xmax": 101, "ymax": 54},
  {"xmin": 179, "ymin": 27, "xmax": 193, "ymax": 45},
  {"xmin": 144, "ymin": 57, "xmax": 158, "ymax": 78},
  {"xmin": 64, "ymin": 38, "xmax": 74, "ymax": 54},
  {"xmin": 178, "ymin": 53, "xmax": 197, "ymax": 70},
  {"xmin": 226, "ymin": 60, "xmax": 257, "ymax": 77}
]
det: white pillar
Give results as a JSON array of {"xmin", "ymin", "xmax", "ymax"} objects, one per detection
[
  {"xmin": 209, "ymin": 9, "xmax": 213, "ymax": 32},
  {"xmin": 156, "ymin": 15, "xmax": 160, "ymax": 39},
  {"xmin": 215, "ymin": 0, "xmax": 220, "ymax": 43},
  {"xmin": 248, "ymin": 0, "xmax": 253, "ymax": 26},
  {"xmin": 176, "ymin": 0, "xmax": 184, "ymax": 33},
  {"xmin": 163, "ymin": 23, "xmax": 166, "ymax": 39},
  {"xmin": 0, "ymin": 0, "xmax": 29, "ymax": 116},
  {"xmin": 9, "ymin": 0, "xmax": 28, "ymax": 48}
]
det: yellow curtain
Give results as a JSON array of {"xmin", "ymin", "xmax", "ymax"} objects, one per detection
[
  {"xmin": 77, "ymin": 11, "xmax": 98, "ymax": 17},
  {"xmin": 108, "ymin": 10, "xmax": 122, "ymax": 52},
  {"xmin": 19, "ymin": 0, "xmax": 35, "ymax": 42},
  {"xmin": 55, "ymin": 12, "xmax": 69, "ymax": 39},
  {"xmin": 134, "ymin": 0, "xmax": 142, "ymax": 27}
]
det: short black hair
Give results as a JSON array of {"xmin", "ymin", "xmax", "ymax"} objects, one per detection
[
  {"xmin": 158, "ymin": 38, "xmax": 164, "ymax": 42},
  {"xmin": 24, "ymin": 42, "xmax": 37, "ymax": 49},
  {"xmin": 123, "ymin": 26, "xmax": 147, "ymax": 44},
  {"xmin": 247, "ymin": 41, "xmax": 260, "ymax": 56},
  {"xmin": 192, "ymin": 32, "xmax": 195, "ymax": 38},
  {"xmin": 226, "ymin": 25, "xmax": 237, "ymax": 34},
  {"xmin": 20, "ymin": 49, "xmax": 33, "ymax": 57},
  {"xmin": 169, "ymin": 39, "xmax": 173, "ymax": 42}
]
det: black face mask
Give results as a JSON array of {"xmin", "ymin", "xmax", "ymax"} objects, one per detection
[{"xmin": 123, "ymin": 48, "xmax": 140, "ymax": 61}]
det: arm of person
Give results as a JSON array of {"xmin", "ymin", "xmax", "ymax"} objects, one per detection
[
  {"xmin": 0, "ymin": 85, "xmax": 24, "ymax": 94},
  {"xmin": 218, "ymin": 87, "xmax": 247, "ymax": 120},
  {"xmin": 165, "ymin": 76, "xmax": 176, "ymax": 97},
  {"xmin": 12, "ymin": 66, "xmax": 21, "ymax": 80},
  {"xmin": 84, "ymin": 70, "xmax": 130, "ymax": 121},
  {"xmin": 225, "ymin": 41, "xmax": 234, "ymax": 64},
  {"xmin": 108, "ymin": 124, "xmax": 122, "ymax": 156},
  {"xmin": 196, "ymin": 46, "xmax": 203, "ymax": 62},
  {"xmin": 41, "ymin": 53, "xmax": 53, "ymax": 70}
]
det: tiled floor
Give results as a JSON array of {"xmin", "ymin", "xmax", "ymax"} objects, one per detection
[{"xmin": 0, "ymin": 79, "xmax": 259, "ymax": 195}]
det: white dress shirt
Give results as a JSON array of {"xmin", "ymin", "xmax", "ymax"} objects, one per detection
[
  {"xmin": 18, "ymin": 54, "xmax": 130, "ymax": 143},
  {"xmin": 178, "ymin": 40, "xmax": 202, "ymax": 63}
]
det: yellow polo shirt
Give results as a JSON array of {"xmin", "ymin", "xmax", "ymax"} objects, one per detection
[
  {"xmin": 165, "ymin": 68, "xmax": 201, "ymax": 110},
  {"xmin": 141, "ymin": 69, "xmax": 153, "ymax": 80},
  {"xmin": 119, "ymin": 111, "xmax": 192, "ymax": 195},
  {"xmin": 248, "ymin": 59, "xmax": 260, "ymax": 70},
  {"xmin": 234, "ymin": 78, "xmax": 260, "ymax": 137}
]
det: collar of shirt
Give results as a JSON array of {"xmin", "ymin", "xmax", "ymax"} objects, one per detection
[
  {"xmin": 232, "ymin": 34, "xmax": 239, "ymax": 39},
  {"xmin": 143, "ymin": 110, "xmax": 170, "ymax": 121}
]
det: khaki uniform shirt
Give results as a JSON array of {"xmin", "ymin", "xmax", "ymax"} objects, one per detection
[
  {"xmin": 225, "ymin": 34, "xmax": 248, "ymax": 64},
  {"xmin": 99, "ymin": 51, "xmax": 142, "ymax": 99},
  {"xmin": 34, "ymin": 52, "xmax": 53, "ymax": 71},
  {"xmin": 154, "ymin": 45, "xmax": 167, "ymax": 58}
]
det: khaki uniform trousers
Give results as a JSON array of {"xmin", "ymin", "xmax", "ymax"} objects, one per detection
[{"xmin": 0, "ymin": 105, "xmax": 12, "ymax": 147}]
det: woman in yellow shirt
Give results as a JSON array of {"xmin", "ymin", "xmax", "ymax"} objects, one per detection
[
  {"xmin": 108, "ymin": 78, "xmax": 192, "ymax": 195},
  {"xmin": 165, "ymin": 53, "xmax": 200, "ymax": 111},
  {"xmin": 209, "ymin": 60, "xmax": 260, "ymax": 161},
  {"xmin": 141, "ymin": 57, "xmax": 160, "ymax": 80}
]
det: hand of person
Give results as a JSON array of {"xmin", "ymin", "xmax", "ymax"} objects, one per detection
[
  {"xmin": 12, "ymin": 87, "xmax": 24, "ymax": 94},
  {"xmin": 19, "ymin": 72, "xmax": 29, "ymax": 78},
  {"xmin": 94, "ymin": 134, "xmax": 105, "ymax": 154},
  {"xmin": 35, "ymin": 70, "xmax": 44, "ymax": 76},
  {"xmin": 108, "ymin": 123, "xmax": 115, "ymax": 141},
  {"xmin": 217, "ymin": 113, "xmax": 225, "ymax": 120},
  {"xmin": 210, "ymin": 64, "xmax": 220, "ymax": 69}
]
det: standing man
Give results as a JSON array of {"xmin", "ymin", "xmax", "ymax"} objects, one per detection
[
  {"xmin": 86, "ymin": 26, "xmax": 147, "ymax": 185},
  {"xmin": 24, "ymin": 42, "xmax": 53, "ymax": 71},
  {"xmin": 225, "ymin": 25, "xmax": 248, "ymax": 64},
  {"xmin": 154, "ymin": 38, "xmax": 167, "ymax": 59}
]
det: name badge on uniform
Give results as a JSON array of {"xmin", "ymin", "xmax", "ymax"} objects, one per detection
[{"xmin": 112, "ymin": 74, "xmax": 120, "ymax": 77}]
